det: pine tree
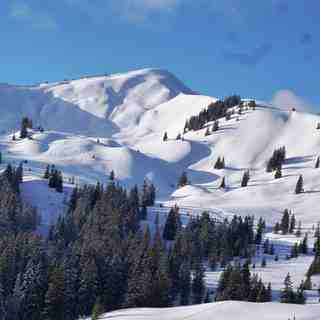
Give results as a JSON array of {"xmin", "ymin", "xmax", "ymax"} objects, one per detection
[
  {"xmin": 163, "ymin": 206, "xmax": 180, "ymax": 241},
  {"xmin": 16, "ymin": 162, "xmax": 23, "ymax": 183},
  {"xmin": 315, "ymin": 157, "xmax": 320, "ymax": 168},
  {"xmin": 109, "ymin": 170, "xmax": 115, "ymax": 181},
  {"xmin": 261, "ymin": 257, "xmax": 267, "ymax": 267},
  {"xmin": 290, "ymin": 243, "xmax": 299, "ymax": 258},
  {"xmin": 92, "ymin": 297, "xmax": 105, "ymax": 320},
  {"xmin": 212, "ymin": 120, "xmax": 219, "ymax": 132},
  {"xmin": 296, "ymin": 285, "xmax": 306, "ymax": 304},
  {"xmin": 219, "ymin": 177, "xmax": 226, "ymax": 189},
  {"xmin": 43, "ymin": 165, "xmax": 50, "ymax": 179},
  {"xmin": 289, "ymin": 214, "xmax": 296, "ymax": 234},
  {"xmin": 179, "ymin": 261, "xmax": 191, "ymax": 305},
  {"xmin": 178, "ymin": 172, "xmax": 188, "ymax": 188},
  {"xmin": 255, "ymin": 217, "xmax": 265, "ymax": 244},
  {"xmin": 295, "ymin": 221, "xmax": 302, "ymax": 237},
  {"xmin": 295, "ymin": 175, "xmax": 304, "ymax": 194},
  {"xmin": 214, "ymin": 157, "xmax": 222, "ymax": 169},
  {"xmin": 42, "ymin": 266, "xmax": 65, "ymax": 320},
  {"xmin": 280, "ymin": 273, "xmax": 295, "ymax": 303},
  {"xmin": 163, "ymin": 132, "xmax": 168, "ymax": 142},
  {"xmin": 299, "ymin": 233, "xmax": 308, "ymax": 254},
  {"xmin": 274, "ymin": 167, "xmax": 282, "ymax": 179},
  {"xmin": 191, "ymin": 259, "xmax": 205, "ymax": 304},
  {"xmin": 280, "ymin": 209, "xmax": 290, "ymax": 234},
  {"xmin": 241, "ymin": 170, "xmax": 250, "ymax": 187},
  {"xmin": 56, "ymin": 171, "xmax": 63, "ymax": 193},
  {"xmin": 20, "ymin": 117, "xmax": 31, "ymax": 139},
  {"xmin": 273, "ymin": 222, "xmax": 280, "ymax": 234}
]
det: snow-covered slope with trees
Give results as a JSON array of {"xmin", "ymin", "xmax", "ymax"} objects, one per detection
[
  {"xmin": 1, "ymin": 68, "xmax": 320, "ymax": 227},
  {"xmin": 1, "ymin": 68, "xmax": 320, "ymax": 320}
]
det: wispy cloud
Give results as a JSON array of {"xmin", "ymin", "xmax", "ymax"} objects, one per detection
[
  {"xmin": 9, "ymin": 2, "xmax": 58, "ymax": 30},
  {"xmin": 271, "ymin": 89, "xmax": 313, "ymax": 112},
  {"xmin": 223, "ymin": 42, "xmax": 273, "ymax": 66}
]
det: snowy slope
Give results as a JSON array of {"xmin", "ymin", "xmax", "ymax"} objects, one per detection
[
  {"xmin": 1, "ymin": 68, "xmax": 320, "ymax": 229},
  {"xmin": 89, "ymin": 301, "xmax": 320, "ymax": 320},
  {"xmin": 0, "ymin": 68, "xmax": 193, "ymax": 137}
]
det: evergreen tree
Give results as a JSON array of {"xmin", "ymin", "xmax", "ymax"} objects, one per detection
[
  {"xmin": 241, "ymin": 170, "xmax": 250, "ymax": 187},
  {"xmin": 219, "ymin": 177, "xmax": 226, "ymax": 189},
  {"xmin": 274, "ymin": 167, "xmax": 282, "ymax": 179},
  {"xmin": 295, "ymin": 175, "xmax": 304, "ymax": 194},
  {"xmin": 92, "ymin": 297, "xmax": 105, "ymax": 320},
  {"xmin": 204, "ymin": 127, "xmax": 211, "ymax": 136},
  {"xmin": 163, "ymin": 132, "xmax": 168, "ymax": 142},
  {"xmin": 255, "ymin": 217, "xmax": 265, "ymax": 245},
  {"xmin": 280, "ymin": 273, "xmax": 295, "ymax": 303},
  {"xmin": 163, "ymin": 206, "xmax": 180, "ymax": 241},
  {"xmin": 280, "ymin": 209, "xmax": 290, "ymax": 235},
  {"xmin": 179, "ymin": 261, "xmax": 191, "ymax": 305},
  {"xmin": 212, "ymin": 120, "xmax": 219, "ymax": 132},
  {"xmin": 178, "ymin": 172, "xmax": 188, "ymax": 188},
  {"xmin": 109, "ymin": 170, "xmax": 115, "ymax": 181},
  {"xmin": 261, "ymin": 257, "xmax": 267, "ymax": 268},
  {"xmin": 290, "ymin": 243, "xmax": 299, "ymax": 258},
  {"xmin": 43, "ymin": 165, "xmax": 50, "ymax": 179},
  {"xmin": 191, "ymin": 259, "xmax": 205, "ymax": 304},
  {"xmin": 273, "ymin": 222, "xmax": 280, "ymax": 234},
  {"xmin": 42, "ymin": 266, "xmax": 65, "ymax": 320},
  {"xmin": 299, "ymin": 233, "xmax": 308, "ymax": 254},
  {"xmin": 295, "ymin": 221, "xmax": 302, "ymax": 237},
  {"xmin": 296, "ymin": 284, "xmax": 306, "ymax": 304},
  {"xmin": 20, "ymin": 117, "xmax": 31, "ymax": 139},
  {"xmin": 315, "ymin": 157, "xmax": 320, "ymax": 169},
  {"xmin": 56, "ymin": 171, "xmax": 63, "ymax": 193},
  {"xmin": 214, "ymin": 157, "xmax": 222, "ymax": 169},
  {"xmin": 289, "ymin": 214, "xmax": 296, "ymax": 234}
]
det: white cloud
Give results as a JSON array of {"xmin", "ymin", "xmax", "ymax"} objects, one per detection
[
  {"xmin": 9, "ymin": 3, "xmax": 58, "ymax": 30},
  {"xmin": 271, "ymin": 90, "xmax": 313, "ymax": 112}
]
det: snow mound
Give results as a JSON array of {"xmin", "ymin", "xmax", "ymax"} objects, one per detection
[{"xmin": 92, "ymin": 301, "xmax": 320, "ymax": 320}]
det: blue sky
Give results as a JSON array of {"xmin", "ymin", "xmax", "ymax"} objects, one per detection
[{"xmin": 1, "ymin": 0, "xmax": 319, "ymax": 110}]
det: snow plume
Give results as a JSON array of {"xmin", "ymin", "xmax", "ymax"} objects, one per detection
[{"xmin": 271, "ymin": 90, "xmax": 313, "ymax": 112}]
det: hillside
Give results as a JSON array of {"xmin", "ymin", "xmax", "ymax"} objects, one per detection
[
  {"xmin": 0, "ymin": 68, "xmax": 320, "ymax": 319},
  {"xmin": 1, "ymin": 68, "xmax": 320, "ymax": 228},
  {"xmin": 90, "ymin": 301, "xmax": 320, "ymax": 320}
]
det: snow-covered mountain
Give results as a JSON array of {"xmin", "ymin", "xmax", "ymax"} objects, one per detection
[
  {"xmin": 1, "ymin": 68, "xmax": 320, "ymax": 319},
  {"xmin": 0, "ymin": 68, "xmax": 193, "ymax": 137},
  {"xmin": 1, "ymin": 68, "xmax": 320, "ymax": 229}
]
